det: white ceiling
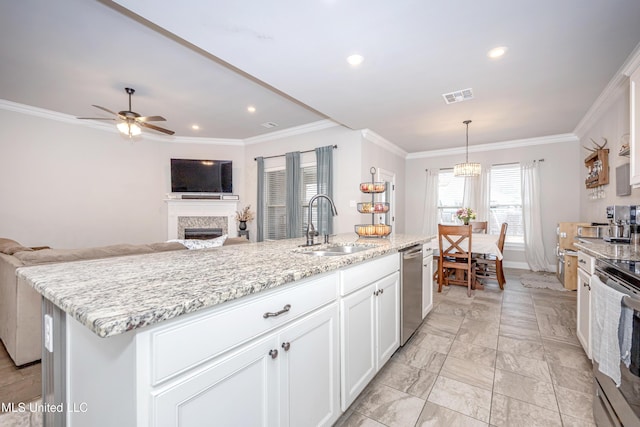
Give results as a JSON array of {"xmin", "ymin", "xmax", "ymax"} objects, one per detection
[{"xmin": 2, "ymin": 0, "xmax": 640, "ymax": 153}]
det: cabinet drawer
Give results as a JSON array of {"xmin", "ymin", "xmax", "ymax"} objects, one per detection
[
  {"xmin": 339, "ymin": 253, "xmax": 399, "ymax": 296},
  {"xmin": 578, "ymin": 251, "xmax": 595, "ymax": 275},
  {"xmin": 149, "ymin": 273, "xmax": 337, "ymax": 385}
]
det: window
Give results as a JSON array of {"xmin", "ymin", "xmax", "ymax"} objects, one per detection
[
  {"xmin": 437, "ymin": 169, "xmax": 465, "ymax": 223},
  {"xmin": 264, "ymin": 164, "xmax": 317, "ymax": 240},
  {"xmin": 489, "ymin": 163, "xmax": 523, "ymax": 243}
]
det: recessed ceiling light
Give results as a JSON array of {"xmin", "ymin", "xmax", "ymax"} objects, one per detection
[
  {"xmin": 487, "ymin": 46, "xmax": 507, "ymax": 59},
  {"xmin": 346, "ymin": 54, "xmax": 364, "ymax": 66},
  {"xmin": 191, "ymin": 124, "xmax": 200, "ymax": 130},
  {"xmin": 247, "ymin": 105, "xmax": 256, "ymax": 113}
]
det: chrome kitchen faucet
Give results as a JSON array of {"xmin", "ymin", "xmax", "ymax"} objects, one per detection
[{"xmin": 306, "ymin": 194, "xmax": 338, "ymax": 246}]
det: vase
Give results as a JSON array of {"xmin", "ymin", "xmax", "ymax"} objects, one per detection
[
  {"xmin": 239, "ymin": 221, "xmax": 247, "ymax": 231},
  {"xmin": 463, "ymin": 218, "xmax": 469, "ymax": 225}
]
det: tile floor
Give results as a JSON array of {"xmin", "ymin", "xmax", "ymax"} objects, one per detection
[{"xmin": 334, "ymin": 268, "xmax": 595, "ymax": 427}]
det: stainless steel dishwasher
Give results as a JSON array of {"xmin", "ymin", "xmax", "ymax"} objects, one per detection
[{"xmin": 400, "ymin": 244, "xmax": 423, "ymax": 346}]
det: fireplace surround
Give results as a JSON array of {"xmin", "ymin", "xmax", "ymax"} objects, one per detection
[{"xmin": 166, "ymin": 199, "xmax": 239, "ymax": 240}]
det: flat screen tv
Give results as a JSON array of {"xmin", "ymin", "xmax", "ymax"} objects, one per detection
[{"xmin": 171, "ymin": 159, "xmax": 233, "ymax": 193}]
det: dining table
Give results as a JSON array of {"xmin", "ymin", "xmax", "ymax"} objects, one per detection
[{"xmin": 435, "ymin": 232, "xmax": 504, "ymax": 290}]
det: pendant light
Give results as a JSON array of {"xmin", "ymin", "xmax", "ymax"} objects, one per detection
[{"xmin": 454, "ymin": 120, "xmax": 481, "ymax": 177}]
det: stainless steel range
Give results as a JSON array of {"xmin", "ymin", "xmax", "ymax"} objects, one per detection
[{"xmin": 593, "ymin": 258, "xmax": 640, "ymax": 426}]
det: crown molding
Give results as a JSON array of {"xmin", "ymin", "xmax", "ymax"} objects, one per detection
[
  {"xmin": 573, "ymin": 41, "xmax": 640, "ymax": 139},
  {"xmin": 243, "ymin": 119, "xmax": 340, "ymax": 145},
  {"xmin": 0, "ymin": 99, "xmax": 333, "ymax": 146},
  {"xmin": 406, "ymin": 133, "xmax": 578, "ymax": 159},
  {"xmin": 360, "ymin": 129, "xmax": 408, "ymax": 158}
]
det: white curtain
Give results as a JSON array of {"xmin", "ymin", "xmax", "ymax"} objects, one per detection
[
  {"xmin": 462, "ymin": 170, "xmax": 490, "ymax": 221},
  {"xmin": 521, "ymin": 161, "xmax": 548, "ymax": 271},
  {"xmin": 422, "ymin": 169, "xmax": 439, "ymax": 237}
]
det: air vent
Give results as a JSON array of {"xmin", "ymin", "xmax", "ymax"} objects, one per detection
[
  {"xmin": 442, "ymin": 88, "xmax": 474, "ymax": 104},
  {"xmin": 261, "ymin": 122, "xmax": 279, "ymax": 128}
]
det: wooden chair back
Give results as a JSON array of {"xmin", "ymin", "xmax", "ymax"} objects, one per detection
[
  {"xmin": 438, "ymin": 224, "xmax": 473, "ymax": 261},
  {"xmin": 469, "ymin": 221, "xmax": 488, "ymax": 234},
  {"xmin": 438, "ymin": 224, "xmax": 476, "ymax": 296},
  {"xmin": 497, "ymin": 222, "xmax": 508, "ymax": 251}
]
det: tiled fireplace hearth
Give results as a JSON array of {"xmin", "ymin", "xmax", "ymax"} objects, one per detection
[{"xmin": 166, "ymin": 199, "xmax": 239, "ymax": 240}]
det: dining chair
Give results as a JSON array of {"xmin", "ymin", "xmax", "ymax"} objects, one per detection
[
  {"xmin": 469, "ymin": 221, "xmax": 488, "ymax": 234},
  {"xmin": 438, "ymin": 224, "xmax": 476, "ymax": 297},
  {"xmin": 476, "ymin": 222, "xmax": 508, "ymax": 290}
]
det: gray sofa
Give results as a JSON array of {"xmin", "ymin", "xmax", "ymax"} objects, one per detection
[{"xmin": 0, "ymin": 236, "xmax": 248, "ymax": 366}]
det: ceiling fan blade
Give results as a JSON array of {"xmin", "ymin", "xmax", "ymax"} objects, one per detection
[
  {"xmin": 77, "ymin": 117, "xmax": 116, "ymax": 120},
  {"xmin": 136, "ymin": 115, "xmax": 166, "ymax": 122},
  {"xmin": 139, "ymin": 121, "xmax": 175, "ymax": 135},
  {"xmin": 91, "ymin": 105, "xmax": 119, "ymax": 116}
]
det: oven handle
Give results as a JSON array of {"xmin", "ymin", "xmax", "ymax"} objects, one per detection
[{"xmin": 595, "ymin": 267, "xmax": 640, "ymax": 311}]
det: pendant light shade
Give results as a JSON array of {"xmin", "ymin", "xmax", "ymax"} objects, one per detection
[{"xmin": 454, "ymin": 120, "xmax": 481, "ymax": 177}]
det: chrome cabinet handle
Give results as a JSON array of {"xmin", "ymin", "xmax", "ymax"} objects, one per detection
[
  {"xmin": 579, "ymin": 259, "xmax": 586, "ymax": 264},
  {"xmin": 263, "ymin": 304, "xmax": 291, "ymax": 319},
  {"xmin": 282, "ymin": 342, "xmax": 290, "ymax": 351},
  {"xmin": 379, "ymin": 288, "xmax": 384, "ymax": 294},
  {"xmin": 269, "ymin": 349, "xmax": 278, "ymax": 359},
  {"xmin": 374, "ymin": 290, "xmax": 378, "ymax": 296}
]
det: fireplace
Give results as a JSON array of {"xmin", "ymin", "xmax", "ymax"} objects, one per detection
[
  {"xmin": 166, "ymin": 199, "xmax": 239, "ymax": 240},
  {"xmin": 184, "ymin": 228, "xmax": 224, "ymax": 240}
]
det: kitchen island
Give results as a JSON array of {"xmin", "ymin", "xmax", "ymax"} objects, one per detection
[{"xmin": 18, "ymin": 233, "xmax": 430, "ymax": 427}]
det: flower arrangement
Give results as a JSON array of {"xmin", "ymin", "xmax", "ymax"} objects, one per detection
[
  {"xmin": 235, "ymin": 205, "xmax": 255, "ymax": 223},
  {"xmin": 456, "ymin": 207, "xmax": 476, "ymax": 225}
]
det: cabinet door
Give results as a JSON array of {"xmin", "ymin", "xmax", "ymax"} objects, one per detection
[
  {"xmin": 152, "ymin": 335, "xmax": 279, "ymax": 427},
  {"xmin": 340, "ymin": 282, "xmax": 376, "ymax": 410},
  {"xmin": 577, "ymin": 268, "xmax": 592, "ymax": 359},
  {"xmin": 422, "ymin": 254, "xmax": 434, "ymax": 319},
  {"xmin": 280, "ymin": 304, "xmax": 340, "ymax": 427},
  {"xmin": 376, "ymin": 272, "xmax": 400, "ymax": 368},
  {"xmin": 564, "ymin": 255, "xmax": 578, "ymax": 291}
]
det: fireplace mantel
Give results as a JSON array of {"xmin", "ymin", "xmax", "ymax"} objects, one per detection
[{"xmin": 165, "ymin": 199, "xmax": 239, "ymax": 240}]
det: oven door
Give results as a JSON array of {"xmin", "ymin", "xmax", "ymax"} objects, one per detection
[{"xmin": 593, "ymin": 270, "xmax": 640, "ymax": 425}]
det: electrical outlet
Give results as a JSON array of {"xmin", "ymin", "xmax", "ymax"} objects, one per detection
[{"xmin": 44, "ymin": 314, "xmax": 53, "ymax": 352}]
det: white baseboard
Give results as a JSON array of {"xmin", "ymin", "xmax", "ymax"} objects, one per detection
[{"xmin": 503, "ymin": 261, "xmax": 530, "ymax": 270}]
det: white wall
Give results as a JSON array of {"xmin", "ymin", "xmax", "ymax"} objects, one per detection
[
  {"xmin": 578, "ymin": 83, "xmax": 640, "ymax": 221},
  {"xmin": 243, "ymin": 125, "xmax": 362, "ymax": 240},
  {"xmin": 0, "ymin": 109, "xmax": 245, "ymax": 248},
  {"xmin": 404, "ymin": 141, "xmax": 582, "ymax": 269}
]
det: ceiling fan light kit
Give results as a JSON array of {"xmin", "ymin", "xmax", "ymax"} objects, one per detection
[
  {"xmin": 77, "ymin": 87, "xmax": 175, "ymax": 137},
  {"xmin": 454, "ymin": 119, "xmax": 481, "ymax": 177}
]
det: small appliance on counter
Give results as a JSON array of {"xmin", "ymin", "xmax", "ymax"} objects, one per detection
[
  {"xmin": 576, "ymin": 222, "xmax": 609, "ymax": 239},
  {"xmin": 605, "ymin": 205, "xmax": 632, "ymax": 244},
  {"xmin": 556, "ymin": 222, "xmax": 589, "ymax": 289}
]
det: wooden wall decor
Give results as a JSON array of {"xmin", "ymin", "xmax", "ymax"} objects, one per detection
[{"xmin": 584, "ymin": 138, "xmax": 609, "ymax": 189}]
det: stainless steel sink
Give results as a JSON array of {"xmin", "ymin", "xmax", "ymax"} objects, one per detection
[{"xmin": 301, "ymin": 245, "xmax": 372, "ymax": 257}]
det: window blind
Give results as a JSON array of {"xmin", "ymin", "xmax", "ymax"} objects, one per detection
[
  {"xmin": 489, "ymin": 163, "xmax": 523, "ymax": 241},
  {"xmin": 265, "ymin": 165, "xmax": 317, "ymax": 240}
]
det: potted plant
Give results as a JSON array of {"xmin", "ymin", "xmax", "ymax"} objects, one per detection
[{"xmin": 235, "ymin": 205, "xmax": 255, "ymax": 230}]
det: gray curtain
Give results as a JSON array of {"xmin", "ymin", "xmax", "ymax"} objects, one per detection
[
  {"xmin": 285, "ymin": 151, "xmax": 301, "ymax": 238},
  {"xmin": 256, "ymin": 156, "xmax": 265, "ymax": 242},
  {"xmin": 315, "ymin": 145, "xmax": 334, "ymax": 235}
]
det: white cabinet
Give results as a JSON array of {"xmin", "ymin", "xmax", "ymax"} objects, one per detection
[
  {"xmin": 153, "ymin": 333, "xmax": 279, "ymax": 427},
  {"xmin": 153, "ymin": 303, "xmax": 340, "ymax": 427},
  {"xmin": 339, "ymin": 254, "xmax": 400, "ymax": 410},
  {"xmin": 422, "ymin": 244, "xmax": 434, "ymax": 319},
  {"xmin": 630, "ymin": 65, "xmax": 640, "ymax": 186},
  {"xmin": 576, "ymin": 250, "xmax": 595, "ymax": 358}
]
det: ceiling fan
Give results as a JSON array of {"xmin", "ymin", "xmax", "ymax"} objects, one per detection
[{"xmin": 78, "ymin": 87, "xmax": 175, "ymax": 137}]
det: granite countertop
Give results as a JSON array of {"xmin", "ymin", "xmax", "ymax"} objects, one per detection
[
  {"xmin": 574, "ymin": 239, "xmax": 640, "ymax": 261},
  {"xmin": 17, "ymin": 233, "xmax": 431, "ymax": 338}
]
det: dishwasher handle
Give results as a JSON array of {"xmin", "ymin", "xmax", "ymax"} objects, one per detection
[{"xmin": 401, "ymin": 246, "xmax": 423, "ymax": 259}]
